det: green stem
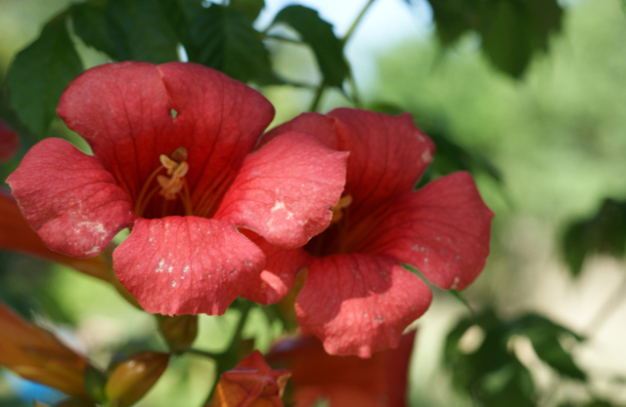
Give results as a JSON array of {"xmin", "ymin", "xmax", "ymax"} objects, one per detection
[
  {"xmin": 346, "ymin": 61, "xmax": 362, "ymax": 108},
  {"xmin": 185, "ymin": 348, "xmax": 221, "ymax": 359},
  {"xmin": 203, "ymin": 301, "xmax": 253, "ymax": 406},
  {"xmin": 450, "ymin": 290, "xmax": 476, "ymax": 316},
  {"xmin": 308, "ymin": 80, "xmax": 327, "ymax": 112},
  {"xmin": 340, "ymin": 0, "xmax": 375, "ymax": 107},
  {"xmin": 342, "ymin": 0, "xmax": 376, "ymax": 44},
  {"xmin": 263, "ymin": 33, "xmax": 302, "ymax": 45}
]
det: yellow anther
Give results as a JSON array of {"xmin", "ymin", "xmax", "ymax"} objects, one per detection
[
  {"xmin": 331, "ymin": 195, "xmax": 353, "ymax": 223},
  {"xmin": 160, "ymin": 154, "xmax": 178, "ymax": 175},
  {"xmin": 136, "ymin": 147, "xmax": 193, "ymax": 216}
]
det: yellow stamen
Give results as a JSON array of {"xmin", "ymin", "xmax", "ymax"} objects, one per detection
[
  {"xmin": 134, "ymin": 147, "xmax": 193, "ymax": 217},
  {"xmin": 330, "ymin": 195, "xmax": 353, "ymax": 223}
]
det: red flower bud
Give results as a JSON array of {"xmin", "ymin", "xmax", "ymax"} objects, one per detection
[{"xmin": 211, "ymin": 351, "xmax": 290, "ymax": 407}]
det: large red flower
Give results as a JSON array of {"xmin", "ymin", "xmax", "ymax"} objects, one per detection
[
  {"xmin": 268, "ymin": 331, "xmax": 416, "ymax": 407},
  {"xmin": 7, "ymin": 62, "xmax": 347, "ymax": 316},
  {"xmin": 244, "ymin": 109, "xmax": 494, "ymax": 357}
]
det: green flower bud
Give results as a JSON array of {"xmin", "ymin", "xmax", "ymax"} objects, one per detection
[
  {"xmin": 157, "ymin": 314, "xmax": 198, "ymax": 351},
  {"xmin": 105, "ymin": 351, "xmax": 169, "ymax": 407}
]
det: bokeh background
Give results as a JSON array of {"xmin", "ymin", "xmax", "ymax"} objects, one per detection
[{"xmin": 1, "ymin": 0, "xmax": 625, "ymax": 406}]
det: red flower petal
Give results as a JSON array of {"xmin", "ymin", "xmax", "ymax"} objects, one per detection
[
  {"xmin": 56, "ymin": 62, "xmax": 173, "ymax": 202},
  {"xmin": 268, "ymin": 331, "xmax": 415, "ymax": 407},
  {"xmin": 113, "ymin": 216, "xmax": 265, "ymax": 315},
  {"xmin": 215, "ymin": 132, "xmax": 348, "ymax": 249},
  {"xmin": 56, "ymin": 62, "xmax": 274, "ymax": 213},
  {"xmin": 261, "ymin": 112, "xmax": 339, "ymax": 150},
  {"xmin": 328, "ymin": 108, "xmax": 435, "ymax": 216},
  {"xmin": 370, "ymin": 172, "xmax": 494, "ymax": 290},
  {"xmin": 157, "ymin": 62, "xmax": 274, "ymax": 213},
  {"xmin": 0, "ymin": 190, "xmax": 110, "ymax": 280},
  {"xmin": 6, "ymin": 138, "xmax": 134, "ymax": 257},
  {"xmin": 240, "ymin": 233, "xmax": 311, "ymax": 305},
  {"xmin": 0, "ymin": 121, "xmax": 19, "ymax": 162},
  {"xmin": 295, "ymin": 254, "xmax": 431, "ymax": 357}
]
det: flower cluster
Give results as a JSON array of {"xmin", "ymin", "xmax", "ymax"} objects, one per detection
[{"xmin": 8, "ymin": 61, "xmax": 492, "ymax": 360}]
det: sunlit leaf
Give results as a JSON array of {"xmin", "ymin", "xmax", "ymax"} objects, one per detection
[
  {"xmin": 7, "ymin": 18, "xmax": 83, "ymax": 137},
  {"xmin": 272, "ymin": 5, "xmax": 349, "ymax": 88}
]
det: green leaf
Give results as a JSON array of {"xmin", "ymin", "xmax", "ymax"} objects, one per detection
[
  {"xmin": 517, "ymin": 314, "xmax": 586, "ymax": 381},
  {"xmin": 83, "ymin": 365, "xmax": 108, "ymax": 404},
  {"xmin": 105, "ymin": 0, "xmax": 179, "ymax": 63},
  {"xmin": 425, "ymin": 0, "xmax": 564, "ymax": 78},
  {"xmin": 445, "ymin": 310, "xmax": 588, "ymax": 405},
  {"xmin": 188, "ymin": 4, "xmax": 275, "ymax": 83},
  {"xmin": 230, "ymin": 0, "xmax": 265, "ymax": 22},
  {"xmin": 425, "ymin": 0, "xmax": 481, "ymax": 46},
  {"xmin": 72, "ymin": 2, "xmax": 132, "ymax": 61},
  {"xmin": 530, "ymin": 334, "xmax": 586, "ymax": 380},
  {"xmin": 7, "ymin": 18, "xmax": 83, "ymax": 137},
  {"xmin": 272, "ymin": 5, "xmax": 349, "ymax": 88},
  {"xmin": 562, "ymin": 198, "xmax": 626, "ymax": 277},
  {"xmin": 155, "ymin": 0, "xmax": 204, "ymax": 48}
]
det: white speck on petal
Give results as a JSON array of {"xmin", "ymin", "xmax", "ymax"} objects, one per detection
[
  {"xmin": 421, "ymin": 150, "xmax": 432, "ymax": 163},
  {"xmin": 155, "ymin": 258, "xmax": 165, "ymax": 272},
  {"xmin": 183, "ymin": 265, "xmax": 189, "ymax": 273},
  {"xmin": 271, "ymin": 201, "xmax": 286, "ymax": 212},
  {"xmin": 171, "ymin": 281, "xmax": 177, "ymax": 287}
]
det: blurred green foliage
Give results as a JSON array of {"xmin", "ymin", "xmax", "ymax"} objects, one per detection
[
  {"xmin": 423, "ymin": 0, "xmax": 564, "ymax": 78},
  {"xmin": 562, "ymin": 199, "xmax": 626, "ymax": 277},
  {"xmin": 1, "ymin": 0, "xmax": 626, "ymax": 406},
  {"xmin": 445, "ymin": 309, "xmax": 585, "ymax": 407}
]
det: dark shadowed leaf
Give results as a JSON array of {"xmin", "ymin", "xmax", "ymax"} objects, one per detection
[
  {"xmin": 188, "ymin": 4, "xmax": 275, "ymax": 83},
  {"xmin": 230, "ymin": 0, "xmax": 265, "ymax": 22},
  {"xmin": 559, "ymin": 401, "xmax": 624, "ymax": 407},
  {"xmin": 518, "ymin": 314, "xmax": 586, "ymax": 381},
  {"xmin": 272, "ymin": 5, "xmax": 349, "ymax": 88},
  {"xmin": 562, "ymin": 198, "xmax": 626, "ymax": 276},
  {"xmin": 425, "ymin": 0, "xmax": 563, "ymax": 78},
  {"xmin": 104, "ymin": 0, "xmax": 179, "ymax": 63},
  {"xmin": 73, "ymin": 2, "xmax": 132, "ymax": 61},
  {"xmin": 155, "ymin": 0, "xmax": 194, "ymax": 48},
  {"xmin": 425, "ymin": 0, "xmax": 482, "ymax": 45},
  {"xmin": 7, "ymin": 18, "xmax": 83, "ymax": 137},
  {"xmin": 445, "ymin": 309, "xmax": 586, "ymax": 405}
]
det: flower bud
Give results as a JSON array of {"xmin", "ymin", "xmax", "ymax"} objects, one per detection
[
  {"xmin": 211, "ymin": 351, "xmax": 290, "ymax": 407},
  {"xmin": 104, "ymin": 351, "xmax": 169, "ymax": 407},
  {"xmin": 157, "ymin": 314, "xmax": 198, "ymax": 351},
  {"xmin": 0, "ymin": 302, "xmax": 88, "ymax": 398}
]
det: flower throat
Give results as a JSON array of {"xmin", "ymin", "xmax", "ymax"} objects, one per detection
[{"xmin": 134, "ymin": 147, "xmax": 193, "ymax": 218}]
